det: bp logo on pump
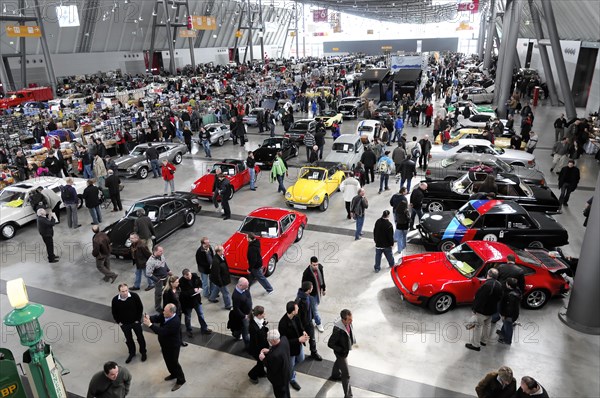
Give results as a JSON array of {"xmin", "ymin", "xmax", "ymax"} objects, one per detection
[{"xmin": 0, "ymin": 383, "xmax": 19, "ymax": 397}]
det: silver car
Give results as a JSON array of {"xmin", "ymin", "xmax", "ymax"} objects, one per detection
[
  {"xmin": 430, "ymin": 138, "xmax": 536, "ymax": 168},
  {"xmin": 425, "ymin": 153, "xmax": 547, "ymax": 186},
  {"xmin": 114, "ymin": 142, "xmax": 188, "ymax": 179},
  {"xmin": 204, "ymin": 123, "xmax": 232, "ymax": 146},
  {"xmin": 325, "ymin": 134, "xmax": 365, "ymax": 170}
]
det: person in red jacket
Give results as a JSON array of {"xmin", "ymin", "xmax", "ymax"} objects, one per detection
[
  {"xmin": 425, "ymin": 103, "xmax": 434, "ymax": 128},
  {"xmin": 161, "ymin": 159, "xmax": 176, "ymax": 195}
]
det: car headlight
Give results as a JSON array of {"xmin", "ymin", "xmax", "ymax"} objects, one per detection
[
  {"xmin": 285, "ymin": 192, "xmax": 292, "ymax": 199},
  {"xmin": 313, "ymin": 195, "xmax": 320, "ymax": 202},
  {"xmin": 190, "ymin": 183, "xmax": 197, "ymax": 190},
  {"xmin": 411, "ymin": 283, "xmax": 419, "ymax": 293},
  {"xmin": 125, "ymin": 238, "xmax": 132, "ymax": 248}
]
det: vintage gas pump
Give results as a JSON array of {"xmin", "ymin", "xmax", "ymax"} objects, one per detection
[{"xmin": 3, "ymin": 278, "xmax": 68, "ymax": 398}]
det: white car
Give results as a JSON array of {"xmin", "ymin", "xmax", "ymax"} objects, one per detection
[
  {"xmin": 430, "ymin": 138, "xmax": 536, "ymax": 168},
  {"xmin": 0, "ymin": 177, "xmax": 88, "ymax": 239},
  {"xmin": 462, "ymin": 86, "xmax": 494, "ymax": 104},
  {"xmin": 325, "ymin": 134, "xmax": 365, "ymax": 170},
  {"xmin": 355, "ymin": 120, "xmax": 381, "ymax": 143},
  {"xmin": 458, "ymin": 114, "xmax": 506, "ymax": 129}
]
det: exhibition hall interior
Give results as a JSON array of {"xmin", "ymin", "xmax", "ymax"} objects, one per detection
[{"xmin": 1, "ymin": 0, "xmax": 599, "ymax": 397}]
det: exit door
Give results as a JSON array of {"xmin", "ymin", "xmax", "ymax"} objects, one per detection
[{"xmin": 572, "ymin": 48, "xmax": 598, "ymax": 108}]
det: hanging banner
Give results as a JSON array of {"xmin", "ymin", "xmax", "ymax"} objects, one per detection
[
  {"xmin": 312, "ymin": 9, "xmax": 328, "ymax": 23},
  {"xmin": 5, "ymin": 25, "xmax": 42, "ymax": 38},
  {"xmin": 192, "ymin": 16, "xmax": 217, "ymax": 30},
  {"xmin": 179, "ymin": 30, "xmax": 198, "ymax": 38},
  {"xmin": 457, "ymin": 0, "xmax": 479, "ymax": 13},
  {"xmin": 391, "ymin": 56, "xmax": 422, "ymax": 70}
]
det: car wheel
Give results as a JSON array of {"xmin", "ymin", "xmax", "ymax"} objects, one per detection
[
  {"xmin": 217, "ymin": 136, "xmax": 225, "ymax": 146},
  {"xmin": 438, "ymin": 239, "xmax": 456, "ymax": 252},
  {"xmin": 528, "ymin": 240, "xmax": 544, "ymax": 248},
  {"xmin": 1, "ymin": 223, "xmax": 17, "ymax": 240},
  {"xmin": 265, "ymin": 256, "xmax": 277, "ymax": 277},
  {"xmin": 77, "ymin": 195, "xmax": 84, "ymax": 209},
  {"xmin": 524, "ymin": 289, "xmax": 549, "ymax": 309},
  {"xmin": 294, "ymin": 225, "xmax": 305, "ymax": 242},
  {"xmin": 173, "ymin": 153, "xmax": 183, "ymax": 164},
  {"xmin": 319, "ymin": 195, "xmax": 329, "ymax": 212},
  {"xmin": 229, "ymin": 187, "xmax": 235, "ymax": 200},
  {"xmin": 428, "ymin": 201, "xmax": 445, "ymax": 212},
  {"xmin": 137, "ymin": 167, "xmax": 149, "ymax": 179},
  {"xmin": 428, "ymin": 293, "xmax": 454, "ymax": 314},
  {"xmin": 184, "ymin": 211, "xmax": 195, "ymax": 227}
]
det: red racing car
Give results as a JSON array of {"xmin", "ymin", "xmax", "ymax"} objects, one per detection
[
  {"xmin": 224, "ymin": 207, "xmax": 308, "ymax": 277},
  {"xmin": 190, "ymin": 159, "xmax": 259, "ymax": 200},
  {"xmin": 391, "ymin": 241, "xmax": 571, "ymax": 314}
]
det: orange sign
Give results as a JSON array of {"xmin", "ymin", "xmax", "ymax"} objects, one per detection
[
  {"xmin": 5, "ymin": 25, "xmax": 41, "ymax": 38},
  {"xmin": 235, "ymin": 30, "xmax": 243, "ymax": 38},
  {"xmin": 178, "ymin": 30, "xmax": 198, "ymax": 38},
  {"xmin": 191, "ymin": 16, "xmax": 217, "ymax": 30}
]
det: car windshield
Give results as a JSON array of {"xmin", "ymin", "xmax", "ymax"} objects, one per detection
[
  {"xmin": 455, "ymin": 203, "xmax": 480, "ymax": 227},
  {"xmin": 492, "ymin": 145, "xmax": 505, "ymax": 154},
  {"xmin": 451, "ymin": 174, "xmax": 472, "ymax": 194},
  {"xmin": 493, "ymin": 158, "xmax": 512, "ymax": 172},
  {"xmin": 206, "ymin": 126, "xmax": 221, "ymax": 133},
  {"xmin": 321, "ymin": 111, "xmax": 337, "ymax": 117},
  {"xmin": 292, "ymin": 121, "xmax": 309, "ymax": 129},
  {"xmin": 441, "ymin": 157, "xmax": 457, "ymax": 168},
  {"xmin": 262, "ymin": 139, "xmax": 284, "ymax": 149},
  {"xmin": 357, "ymin": 125, "xmax": 373, "ymax": 132},
  {"xmin": 0, "ymin": 190, "xmax": 26, "ymax": 207},
  {"xmin": 520, "ymin": 182, "xmax": 533, "ymax": 197},
  {"xmin": 239, "ymin": 217, "xmax": 279, "ymax": 238},
  {"xmin": 332, "ymin": 142, "xmax": 354, "ymax": 152},
  {"xmin": 126, "ymin": 203, "xmax": 160, "ymax": 221},
  {"xmin": 514, "ymin": 249, "xmax": 543, "ymax": 266},
  {"xmin": 210, "ymin": 164, "xmax": 236, "ymax": 175},
  {"xmin": 131, "ymin": 147, "xmax": 146, "ymax": 156},
  {"xmin": 340, "ymin": 98, "xmax": 356, "ymax": 104},
  {"xmin": 299, "ymin": 168, "xmax": 326, "ymax": 180},
  {"xmin": 450, "ymin": 129, "xmax": 465, "ymax": 138},
  {"xmin": 445, "ymin": 243, "xmax": 485, "ymax": 278}
]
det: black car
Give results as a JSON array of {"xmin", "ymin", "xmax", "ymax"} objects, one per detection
[
  {"xmin": 422, "ymin": 172, "xmax": 560, "ymax": 214},
  {"xmin": 253, "ymin": 137, "xmax": 298, "ymax": 170},
  {"xmin": 104, "ymin": 192, "xmax": 202, "ymax": 257},
  {"xmin": 338, "ymin": 96, "xmax": 365, "ymax": 119},
  {"xmin": 418, "ymin": 200, "xmax": 568, "ymax": 252},
  {"xmin": 373, "ymin": 101, "xmax": 396, "ymax": 120},
  {"xmin": 284, "ymin": 119, "xmax": 316, "ymax": 144}
]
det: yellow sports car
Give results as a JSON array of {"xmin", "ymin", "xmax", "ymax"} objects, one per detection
[
  {"xmin": 285, "ymin": 162, "xmax": 346, "ymax": 211},
  {"xmin": 314, "ymin": 110, "xmax": 343, "ymax": 127},
  {"xmin": 435, "ymin": 128, "xmax": 524, "ymax": 149}
]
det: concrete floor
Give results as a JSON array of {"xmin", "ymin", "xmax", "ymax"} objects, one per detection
[{"xmin": 1, "ymin": 97, "xmax": 599, "ymax": 398}]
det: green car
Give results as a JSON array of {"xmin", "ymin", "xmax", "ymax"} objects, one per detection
[{"xmin": 447, "ymin": 101, "xmax": 494, "ymax": 114}]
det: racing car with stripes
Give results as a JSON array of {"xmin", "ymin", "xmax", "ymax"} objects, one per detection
[{"xmin": 417, "ymin": 200, "xmax": 568, "ymax": 252}]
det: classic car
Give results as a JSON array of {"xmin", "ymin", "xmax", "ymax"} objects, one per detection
[
  {"xmin": 314, "ymin": 110, "xmax": 343, "ymax": 128},
  {"xmin": 242, "ymin": 108, "xmax": 264, "ymax": 127},
  {"xmin": 391, "ymin": 241, "xmax": 571, "ymax": 314},
  {"xmin": 430, "ymin": 138, "xmax": 535, "ymax": 168},
  {"xmin": 104, "ymin": 192, "xmax": 202, "ymax": 257},
  {"xmin": 461, "ymin": 86, "xmax": 494, "ymax": 104},
  {"xmin": 418, "ymin": 200, "xmax": 569, "ymax": 252},
  {"xmin": 421, "ymin": 172, "xmax": 560, "ymax": 213},
  {"xmin": 447, "ymin": 101, "xmax": 494, "ymax": 114},
  {"xmin": 324, "ymin": 134, "xmax": 365, "ymax": 170},
  {"xmin": 114, "ymin": 142, "xmax": 187, "ymax": 179},
  {"xmin": 436, "ymin": 127, "xmax": 522, "ymax": 149},
  {"xmin": 355, "ymin": 119, "xmax": 381, "ymax": 143},
  {"xmin": 425, "ymin": 153, "xmax": 546, "ymax": 187},
  {"xmin": 285, "ymin": 162, "xmax": 346, "ymax": 211},
  {"xmin": 458, "ymin": 114, "xmax": 505, "ymax": 129},
  {"xmin": 373, "ymin": 101, "xmax": 397, "ymax": 120},
  {"xmin": 190, "ymin": 159, "xmax": 259, "ymax": 200},
  {"xmin": 253, "ymin": 137, "xmax": 298, "ymax": 170},
  {"xmin": 224, "ymin": 207, "xmax": 308, "ymax": 276},
  {"xmin": 0, "ymin": 177, "xmax": 87, "ymax": 239},
  {"xmin": 284, "ymin": 119, "xmax": 316, "ymax": 144},
  {"xmin": 338, "ymin": 96, "xmax": 366, "ymax": 119},
  {"xmin": 203, "ymin": 123, "xmax": 232, "ymax": 146}
]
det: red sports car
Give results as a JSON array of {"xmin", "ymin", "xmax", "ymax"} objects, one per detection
[
  {"xmin": 391, "ymin": 241, "xmax": 571, "ymax": 314},
  {"xmin": 224, "ymin": 207, "xmax": 308, "ymax": 277},
  {"xmin": 190, "ymin": 159, "xmax": 260, "ymax": 200}
]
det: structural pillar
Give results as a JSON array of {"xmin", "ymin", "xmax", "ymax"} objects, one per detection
[
  {"xmin": 258, "ymin": 0, "xmax": 265, "ymax": 61},
  {"xmin": 493, "ymin": 0, "xmax": 513, "ymax": 106},
  {"xmin": 477, "ymin": 9, "xmax": 487, "ymax": 60},
  {"xmin": 162, "ymin": 0, "xmax": 177, "ymax": 75},
  {"xmin": 559, "ymin": 172, "xmax": 600, "ymax": 335},
  {"xmin": 495, "ymin": 0, "xmax": 521, "ymax": 118},
  {"xmin": 33, "ymin": 0, "xmax": 57, "ymax": 95},
  {"xmin": 0, "ymin": 57, "xmax": 13, "ymax": 92},
  {"xmin": 528, "ymin": 0, "xmax": 558, "ymax": 106},
  {"xmin": 483, "ymin": 0, "xmax": 496, "ymax": 70},
  {"xmin": 541, "ymin": 0, "xmax": 577, "ymax": 120}
]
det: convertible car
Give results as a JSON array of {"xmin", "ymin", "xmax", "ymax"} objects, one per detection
[
  {"xmin": 253, "ymin": 137, "xmax": 298, "ymax": 170},
  {"xmin": 285, "ymin": 162, "xmax": 346, "ymax": 211},
  {"xmin": 391, "ymin": 241, "xmax": 571, "ymax": 314},
  {"xmin": 434, "ymin": 128, "xmax": 518, "ymax": 149},
  {"xmin": 104, "ymin": 192, "xmax": 202, "ymax": 256},
  {"xmin": 190, "ymin": 159, "xmax": 259, "ymax": 200},
  {"xmin": 114, "ymin": 142, "xmax": 187, "ymax": 179},
  {"xmin": 421, "ymin": 171, "xmax": 560, "ymax": 213},
  {"xmin": 0, "ymin": 176, "xmax": 87, "ymax": 239},
  {"xmin": 418, "ymin": 200, "xmax": 568, "ymax": 252},
  {"xmin": 314, "ymin": 110, "xmax": 343, "ymax": 127},
  {"xmin": 224, "ymin": 207, "xmax": 308, "ymax": 276}
]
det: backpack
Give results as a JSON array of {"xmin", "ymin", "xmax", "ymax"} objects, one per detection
[
  {"xmin": 29, "ymin": 191, "xmax": 48, "ymax": 211},
  {"xmin": 411, "ymin": 145, "xmax": 421, "ymax": 159},
  {"xmin": 378, "ymin": 158, "xmax": 390, "ymax": 174},
  {"xmin": 60, "ymin": 185, "xmax": 74, "ymax": 203}
]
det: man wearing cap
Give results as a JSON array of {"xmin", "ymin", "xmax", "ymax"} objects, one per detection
[{"xmin": 37, "ymin": 208, "xmax": 58, "ymax": 263}]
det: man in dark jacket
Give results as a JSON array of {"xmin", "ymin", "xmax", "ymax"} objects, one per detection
[
  {"xmin": 558, "ymin": 159, "xmax": 580, "ymax": 207},
  {"xmin": 37, "ymin": 208, "xmax": 58, "ymax": 263},
  {"xmin": 179, "ymin": 269, "xmax": 212, "ymax": 337},
  {"xmin": 295, "ymin": 282, "xmax": 322, "ymax": 361},
  {"xmin": 248, "ymin": 306, "xmax": 269, "ymax": 384},
  {"xmin": 209, "ymin": 245, "xmax": 232, "ymax": 309},
  {"xmin": 230, "ymin": 278, "xmax": 252, "ymax": 346},
  {"xmin": 133, "ymin": 209, "xmax": 155, "ymax": 252},
  {"xmin": 86, "ymin": 361, "xmax": 132, "ymax": 398},
  {"xmin": 15, "ymin": 150, "xmax": 29, "ymax": 181},
  {"xmin": 247, "ymin": 232, "xmax": 273, "ymax": 294},
  {"xmin": 218, "ymin": 174, "xmax": 232, "ymax": 220},
  {"xmin": 260, "ymin": 331, "xmax": 291, "ymax": 398},
  {"xmin": 409, "ymin": 182, "xmax": 427, "ymax": 230},
  {"xmin": 328, "ymin": 309, "xmax": 355, "ymax": 398},
  {"xmin": 497, "ymin": 277, "xmax": 521, "ymax": 345},
  {"xmin": 111, "ymin": 284, "xmax": 147, "ymax": 364},
  {"xmin": 278, "ymin": 301, "xmax": 309, "ymax": 391},
  {"xmin": 301, "ymin": 256, "xmax": 326, "ymax": 333},
  {"xmin": 351, "ymin": 188, "xmax": 368, "ymax": 240},
  {"xmin": 143, "ymin": 304, "xmax": 186, "ymax": 391},
  {"xmin": 418, "ymin": 135, "xmax": 432, "ymax": 171},
  {"xmin": 44, "ymin": 151, "xmax": 63, "ymax": 177},
  {"xmin": 360, "ymin": 146, "xmax": 377, "ymax": 184},
  {"xmin": 61, "ymin": 177, "xmax": 80, "ymax": 229},
  {"xmin": 475, "ymin": 366, "xmax": 516, "ymax": 398},
  {"xmin": 466, "ymin": 268, "xmax": 503, "ymax": 351},
  {"xmin": 82, "ymin": 179, "xmax": 102, "ymax": 225},
  {"xmin": 195, "ymin": 237, "xmax": 214, "ymax": 298},
  {"xmin": 92, "ymin": 225, "xmax": 118, "ymax": 282},
  {"xmin": 373, "ymin": 210, "xmax": 395, "ymax": 272},
  {"xmin": 145, "ymin": 142, "xmax": 160, "ymax": 178},
  {"xmin": 315, "ymin": 127, "xmax": 326, "ymax": 160},
  {"xmin": 399, "ymin": 157, "xmax": 417, "ymax": 192},
  {"xmin": 129, "ymin": 233, "xmax": 153, "ymax": 291},
  {"xmin": 104, "ymin": 170, "xmax": 122, "ymax": 212}
]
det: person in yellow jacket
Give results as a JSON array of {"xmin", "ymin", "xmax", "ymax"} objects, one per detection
[{"xmin": 269, "ymin": 152, "xmax": 288, "ymax": 195}]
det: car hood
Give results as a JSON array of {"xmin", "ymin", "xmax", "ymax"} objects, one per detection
[
  {"xmin": 224, "ymin": 232, "xmax": 279, "ymax": 273},
  {"xmin": 393, "ymin": 252, "xmax": 461, "ymax": 288},
  {"xmin": 114, "ymin": 154, "xmax": 143, "ymax": 168},
  {"xmin": 420, "ymin": 212, "xmax": 456, "ymax": 234},
  {"xmin": 501, "ymin": 148, "xmax": 534, "ymax": 161},
  {"xmin": 288, "ymin": 180, "xmax": 323, "ymax": 201},
  {"xmin": 425, "ymin": 181, "xmax": 453, "ymax": 194},
  {"xmin": 191, "ymin": 174, "xmax": 215, "ymax": 196},
  {"xmin": 0, "ymin": 205, "xmax": 27, "ymax": 224},
  {"xmin": 254, "ymin": 147, "xmax": 278, "ymax": 161},
  {"xmin": 325, "ymin": 152, "xmax": 356, "ymax": 165},
  {"xmin": 104, "ymin": 217, "xmax": 135, "ymax": 247}
]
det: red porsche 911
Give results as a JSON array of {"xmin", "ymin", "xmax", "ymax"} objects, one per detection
[
  {"xmin": 224, "ymin": 207, "xmax": 308, "ymax": 277},
  {"xmin": 391, "ymin": 241, "xmax": 571, "ymax": 314},
  {"xmin": 190, "ymin": 159, "xmax": 260, "ymax": 200}
]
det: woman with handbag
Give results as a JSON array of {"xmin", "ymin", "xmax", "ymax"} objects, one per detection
[{"xmin": 161, "ymin": 159, "xmax": 176, "ymax": 195}]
